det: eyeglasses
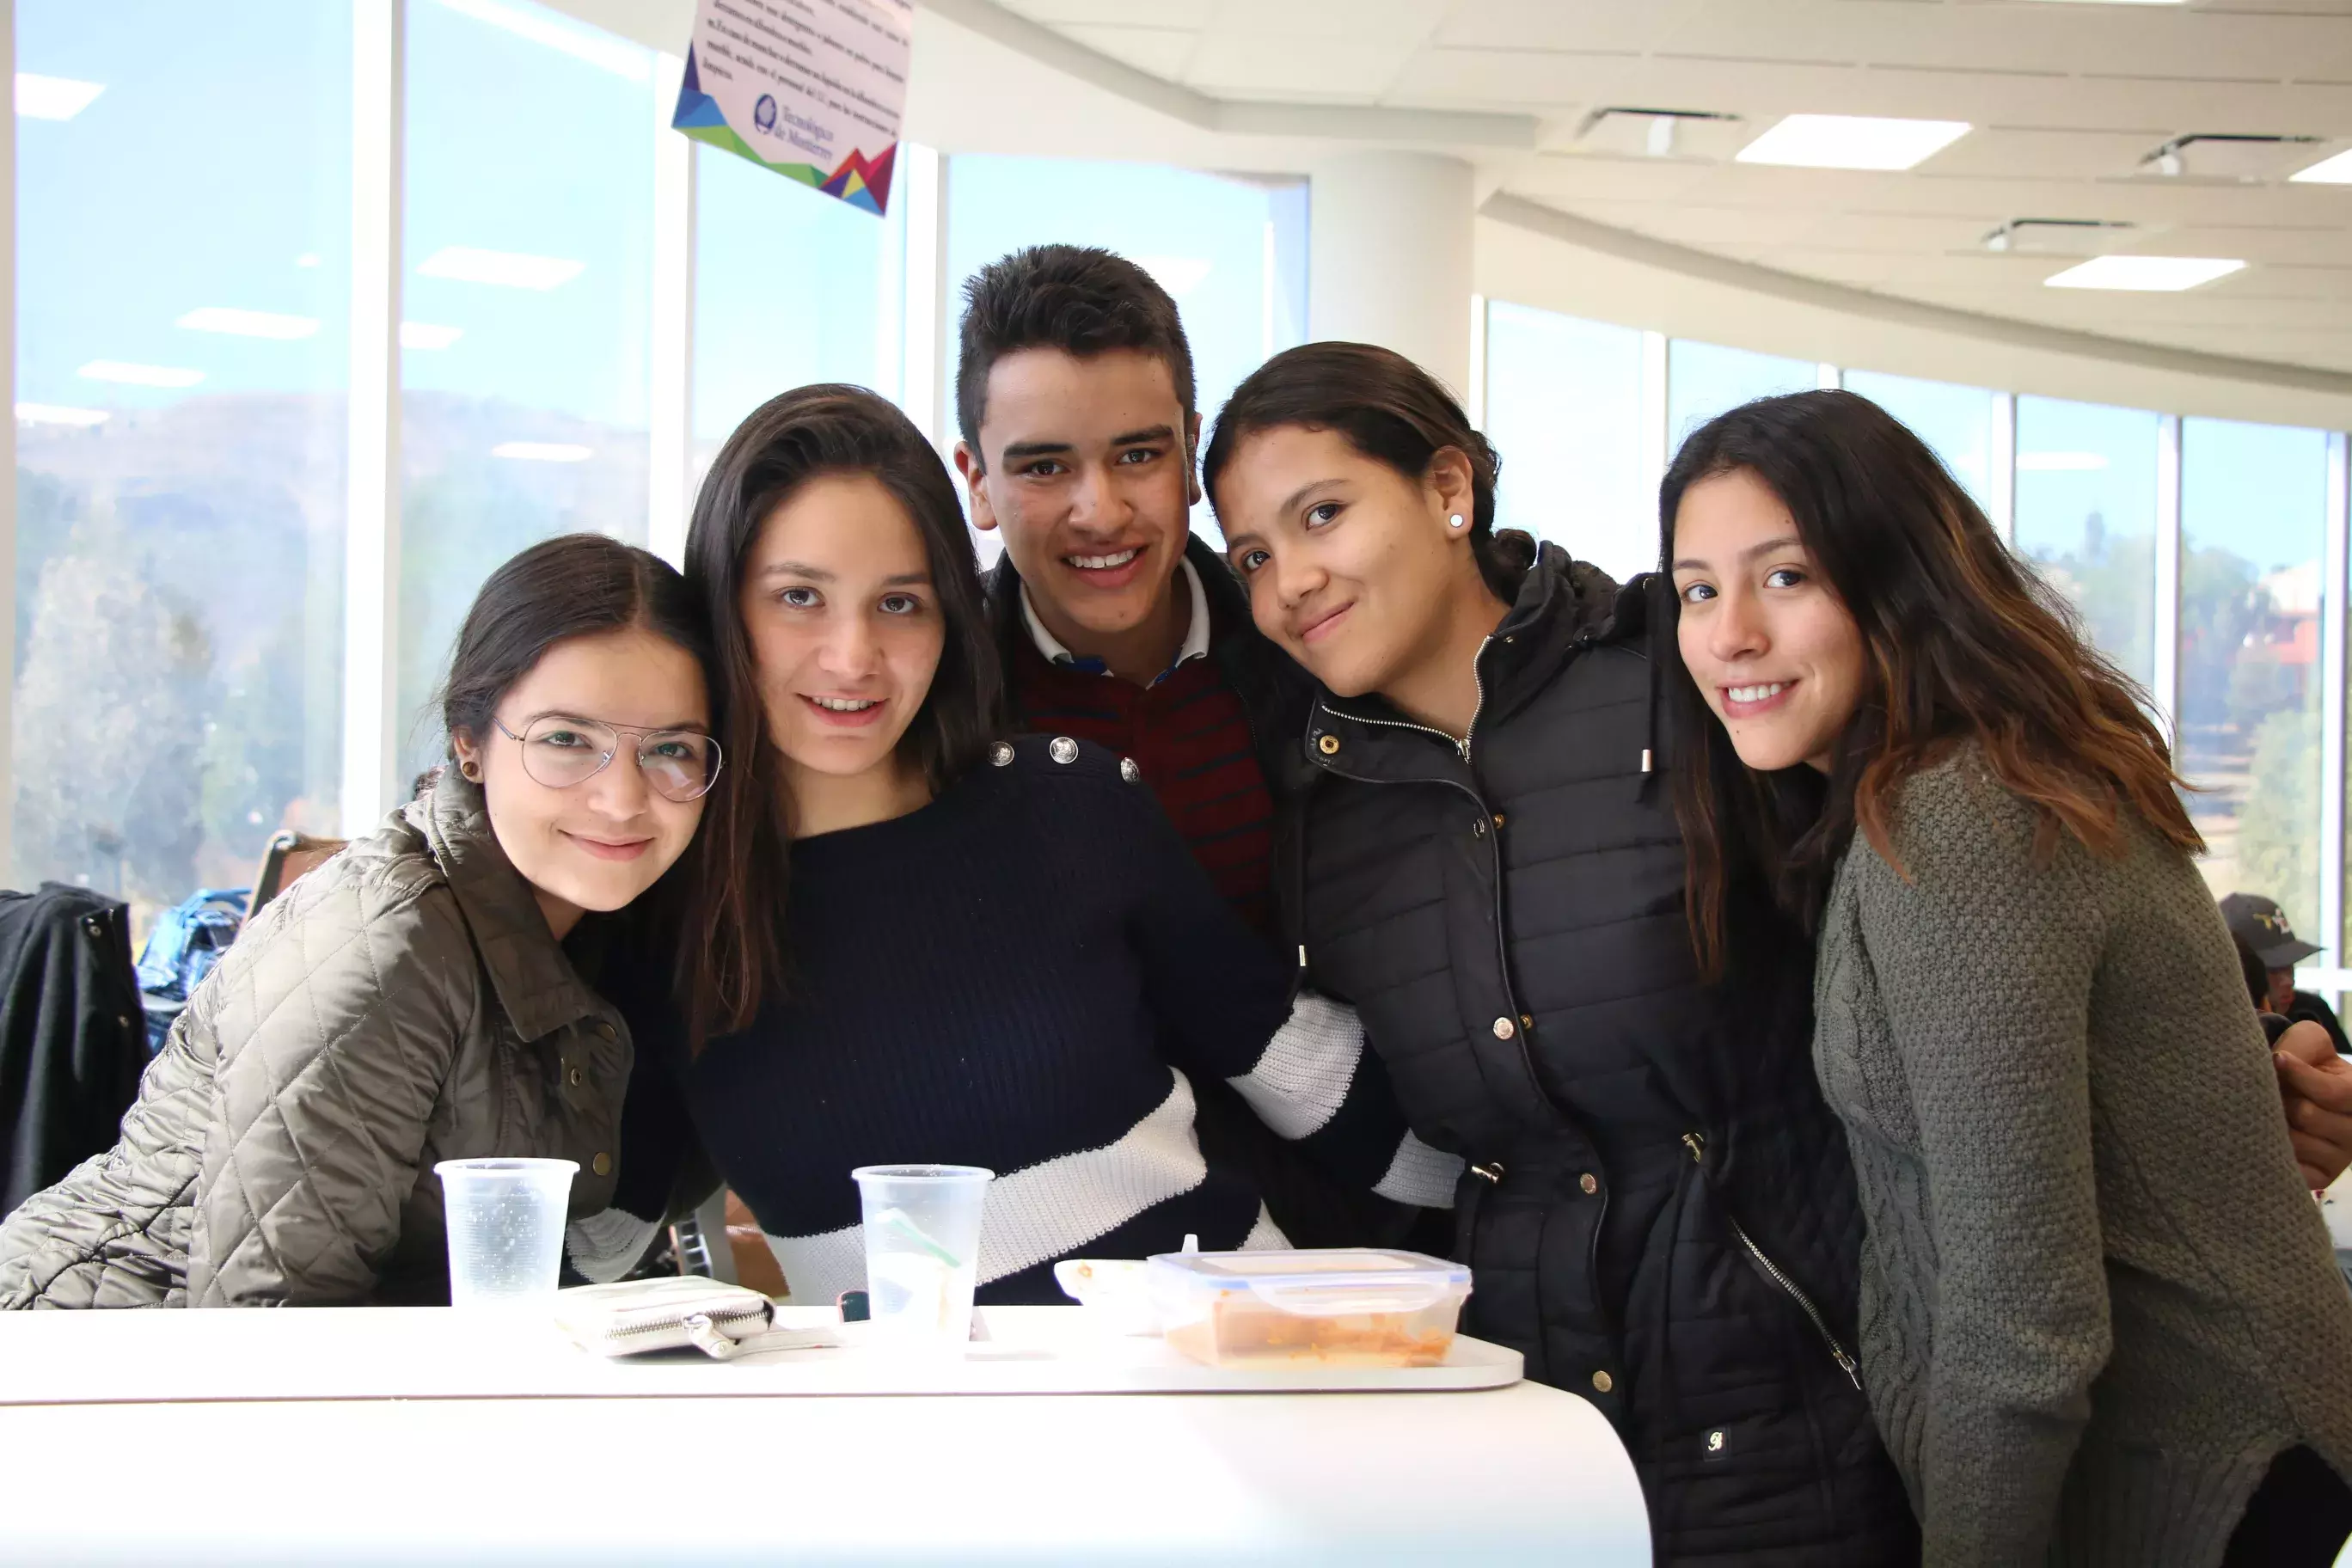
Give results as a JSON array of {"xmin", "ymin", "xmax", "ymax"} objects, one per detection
[{"xmin": 492, "ymin": 714, "xmax": 723, "ymax": 804}]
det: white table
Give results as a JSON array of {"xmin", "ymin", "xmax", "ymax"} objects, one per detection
[{"xmin": 0, "ymin": 1306, "xmax": 1650, "ymax": 1565}]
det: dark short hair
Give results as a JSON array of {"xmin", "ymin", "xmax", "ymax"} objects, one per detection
[
  {"xmin": 1203, "ymin": 340, "xmax": 1530, "ymax": 601},
  {"xmin": 954, "ymin": 245, "xmax": 1197, "ymax": 463},
  {"xmin": 680, "ymin": 383, "xmax": 1001, "ymax": 1044},
  {"xmin": 438, "ymin": 533, "xmax": 714, "ymax": 761}
]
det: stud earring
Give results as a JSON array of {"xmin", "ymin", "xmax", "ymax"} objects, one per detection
[
  {"xmin": 461, "ymin": 762, "xmax": 481, "ymax": 782},
  {"xmin": 1448, "ymin": 514, "xmax": 1467, "ymax": 530}
]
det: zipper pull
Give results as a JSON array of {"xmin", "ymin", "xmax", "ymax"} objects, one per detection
[
  {"xmin": 1832, "ymin": 1344, "xmax": 1860, "ymax": 1389},
  {"xmin": 1456, "ymin": 738, "xmax": 1472, "ymax": 764},
  {"xmin": 1682, "ymin": 1131, "xmax": 1706, "ymax": 1164}
]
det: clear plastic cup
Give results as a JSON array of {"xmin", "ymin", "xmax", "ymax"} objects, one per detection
[
  {"xmin": 435, "ymin": 1157, "xmax": 578, "ymax": 1308},
  {"xmin": 851, "ymin": 1164, "xmax": 993, "ymax": 1351}
]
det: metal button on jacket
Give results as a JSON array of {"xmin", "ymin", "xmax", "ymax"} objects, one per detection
[
  {"xmin": 567, "ymin": 1067, "xmax": 584, "ymax": 1088},
  {"xmin": 596, "ymin": 1021, "xmax": 616, "ymax": 1042},
  {"xmin": 591, "ymin": 1152, "xmax": 613, "ymax": 1177},
  {"xmin": 1318, "ymin": 733, "xmax": 1341, "ymax": 756},
  {"xmin": 1119, "ymin": 756, "xmax": 1142, "ymax": 784},
  {"xmin": 1492, "ymin": 1016, "xmax": 1516, "ymax": 1040},
  {"xmin": 1592, "ymin": 1370, "xmax": 1614, "ymax": 1394},
  {"xmin": 1049, "ymin": 736, "xmax": 1079, "ymax": 764},
  {"xmin": 989, "ymin": 742, "xmax": 1014, "ymax": 767},
  {"xmin": 1579, "ymin": 1173, "xmax": 1600, "ymax": 1196}
]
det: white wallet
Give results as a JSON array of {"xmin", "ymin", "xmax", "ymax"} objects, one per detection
[{"xmin": 551, "ymin": 1277, "xmax": 847, "ymax": 1361}]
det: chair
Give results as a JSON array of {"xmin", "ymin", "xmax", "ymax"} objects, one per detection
[{"xmin": 248, "ymin": 830, "xmax": 346, "ymax": 917}]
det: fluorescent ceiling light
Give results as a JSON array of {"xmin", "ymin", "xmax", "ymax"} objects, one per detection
[
  {"xmin": 1736, "ymin": 114, "xmax": 1970, "ymax": 171},
  {"xmin": 2044, "ymin": 255, "xmax": 2245, "ymax": 291},
  {"xmin": 418, "ymin": 246, "xmax": 585, "ymax": 291},
  {"xmin": 433, "ymin": 0, "xmax": 652, "ymax": 82},
  {"xmin": 77, "ymin": 360, "xmax": 204, "ymax": 389},
  {"xmin": 177, "ymin": 307, "xmax": 320, "ymax": 340},
  {"xmin": 2016, "ymin": 451, "xmax": 2111, "ymax": 472},
  {"xmin": 401, "ymin": 322, "xmax": 465, "ymax": 351},
  {"xmin": 296, "ymin": 252, "xmax": 323, "ymax": 268},
  {"xmin": 2290, "ymin": 148, "xmax": 2352, "ymax": 185},
  {"xmin": 15, "ymin": 73, "xmax": 104, "ymax": 119},
  {"xmin": 492, "ymin": 441, "xmax": 592, "ymax": 462},
  {"xmin": 15, "ymin": 403, "xmax": 111, "ymax": 427},
  {"xmin": 2030, "ymin": 1, "xmax": 2184, "ymax": 6}
]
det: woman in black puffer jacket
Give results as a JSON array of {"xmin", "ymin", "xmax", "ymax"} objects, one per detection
[{"xmin": 1202, "ymin": 343, "xmax": 1920, "ymax": 1565}]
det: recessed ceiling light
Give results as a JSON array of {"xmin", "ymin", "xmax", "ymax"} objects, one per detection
[
  {"xmin": 2044, "ymin": 255, "xmax": 2245, "ymax": 291},
  {"xmin": 177, "ymin": 307, "xmax": 321, "ymax": 340},
  {"xmin": 492, "ymin": 441, "xmax": 592, "ymax": 462},
  {"xmin": 15, "ymin": 73, "xmax": 104, "ymax": 120},
  {"xmin": 2016, "ymin": 451, "xmax": 2111, "ymax": 472},
  {"xmin": 2291, "ymin": 148, "xmax": 2352, "ymax": 185},
  {"xmin": 432, "ymin": 0, "xmax": 652, "ymax": 82},
  {"xmin": 2029, "ymin": 0, "xmax": 2185, "ymax": 6},
  {"xmin": 1736, "ymin": 114, "xmax": 1971, "ymax": 172},
  {"xmin": 418, "ymin": 247, "xmax": 585, "ymax": 291},
  {"xmin": 401, "ymin": 322, "xmax": 465, "ymax": 351},
  {"xmin": 15, "ymin": 403, "xmax": 111, "ymax": 428},
  {"xmin": 77, "ymin": 361, "xmax": 204, "ymax": 389}
]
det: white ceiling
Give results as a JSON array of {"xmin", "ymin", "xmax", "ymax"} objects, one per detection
[{"xmin": 986, "ymin": 0, "xmax": 2352, "ymax": 375}]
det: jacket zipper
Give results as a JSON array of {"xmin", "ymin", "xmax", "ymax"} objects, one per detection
[
  {"xmin": 1322, "ymin": 635, "xmax": 1498, "ymax": 765},
  {"xmin": 1681, "ymin": 1132, "xmax": 1861, "ymax": 1390}
]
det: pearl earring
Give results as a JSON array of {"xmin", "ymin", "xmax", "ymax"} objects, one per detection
[{"xmin": 1448, "ymin": 514, "xmax": 1466, "ymax": 530}]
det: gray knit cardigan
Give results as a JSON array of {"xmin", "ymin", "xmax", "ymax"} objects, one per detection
[{"xmin": 1813, "ymin": 747, "xmax": 2352, "ymax": 1567}]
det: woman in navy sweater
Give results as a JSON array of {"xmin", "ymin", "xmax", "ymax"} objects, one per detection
[{"xmin": 610, "ymin": 385, "xmax": 1449, "ymax": 1304}]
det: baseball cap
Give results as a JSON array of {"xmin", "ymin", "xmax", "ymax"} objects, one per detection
[{"xmin": 2220, "ymin": 892, "xmax": 2322, "ymax": 971}]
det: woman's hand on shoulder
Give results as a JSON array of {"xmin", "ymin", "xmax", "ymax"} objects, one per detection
[{"xmin": 2273, "ymin": 1021, "xmax": 2352, "ymax": 1191}]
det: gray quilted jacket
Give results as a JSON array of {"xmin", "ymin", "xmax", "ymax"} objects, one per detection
[{"xmin": 0, "ymin": 770, "xmax": 634, "ymax": 1307}]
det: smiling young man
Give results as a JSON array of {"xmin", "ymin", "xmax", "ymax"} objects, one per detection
[{"xmin": 952, "ymin": 246, "xmax": 1421, "ymax": 1248}]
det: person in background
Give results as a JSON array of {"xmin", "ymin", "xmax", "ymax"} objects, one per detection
[
  {"xmin": 1666, "ymin": 388, "xmax": 2352, "ymax": 1566},
  {"xmin": 950, "ymin": 243, "xmax": 1417, "ymax": 1249},
  {"xmin": 0, "ymin": 536, "xmax": 720, "ymax": 1307},
  {"xmin": 602, "ymin": 384, "xmax": 1450, "ymax": 1308},
  {"xmin": 2222, "ymin": 892, "xmax": 2351, "ymax": 1053}
]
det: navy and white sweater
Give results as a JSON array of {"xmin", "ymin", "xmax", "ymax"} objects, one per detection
[{"xmin": 608, "ymin": 736, "xmax": 1455, "ymax": 1305}]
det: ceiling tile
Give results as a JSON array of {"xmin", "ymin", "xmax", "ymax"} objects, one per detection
[
  {"xmin": 1058, "ymin": 24, "xmax": 1199, "ymax": 80},
  {"xmin": 1186, "ymin": 29, "xmax": 1420, "ymax": 95}
]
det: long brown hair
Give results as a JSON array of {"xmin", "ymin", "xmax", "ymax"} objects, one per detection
[
  {"xmin": 678, "ymin": 385, "xmax": 1000, "ymax": 1045},
  {"xmin": 1658, "ymin": 389, "xmax": 2201, "ymax": 976}
]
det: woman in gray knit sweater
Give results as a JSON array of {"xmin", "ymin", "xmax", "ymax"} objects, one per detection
[{"xmin": 1660, "ymin": 389, "xmax": 2352, "ymax": 1567}]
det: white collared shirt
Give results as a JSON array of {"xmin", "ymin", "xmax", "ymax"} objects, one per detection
[{"xmin": 1020, "ymin": 554, "xmax": 1212, "ymax": 687}]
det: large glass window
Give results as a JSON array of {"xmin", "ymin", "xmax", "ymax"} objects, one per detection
[
  {"xmin": 1667, "ymin": 340, "xmax": 1816, "ymax": 456},
  {"xmin": 2172, "ymin": 420, "xmax": 2331, "ymax": 923},
  {"xmin": 1842, "ymin": 370, "xmax": 2002, "ymax": 518},
  {"xmin": 2012, "ymin": 396, "xmax": 2162, "ymax": 690},
  {"xmin": 398, "ymin": 0, "xmax": 655, "ymax": 782},
  {"xmin": 1483, "ymin": 303, "xmax": 1651, "ymax": 581},
  {"xmin": 943, "ymin": 156, "xmax": 1309, "ymax": 554},
  {"xmin": 14, "ymin": 0, "xmax": 349, "ymax": 926},
  {"xmin": 694, "ymin": 141, "xmax": 903, "ymax": 481}
]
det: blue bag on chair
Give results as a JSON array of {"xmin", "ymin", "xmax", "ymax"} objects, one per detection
[{"xmin": 134, "ymin": 888, "xmax": 248, "ymax": 1053}]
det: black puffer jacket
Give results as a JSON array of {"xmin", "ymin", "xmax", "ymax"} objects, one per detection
[{"xmin": 1283, "ymin": 545, "xmax": 1916, "ymax": 1565}]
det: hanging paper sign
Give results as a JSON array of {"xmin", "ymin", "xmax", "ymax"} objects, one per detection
[{"xmin": 671, "ymin": 0, "xmax": 912, "ymax": 215}]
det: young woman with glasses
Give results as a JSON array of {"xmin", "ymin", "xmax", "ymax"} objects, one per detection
[
  {"xmin": 597, "ymin": 384, "xmax": 1449, "ymax": 1307},
  {"xmin": 0, "ymin": 534, "xmax": 722, "ymax": 1307}
]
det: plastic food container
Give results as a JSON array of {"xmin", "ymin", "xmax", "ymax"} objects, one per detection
[{"xmin": 1146, "ymin": 1248, "xmax": 1473, "ymax": 1369}]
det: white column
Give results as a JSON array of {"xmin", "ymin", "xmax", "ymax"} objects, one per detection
[
  {"xmin": 1639, "ymin": 331, "xmax": 1669, "ymax": 496},
  {"xmin": 1465, "ymin": 295, "xmax": 1488, "ymax": 429},
  {"xmin": 1815, "ymin": 363, "xmax": 1840, "ymax": 390},
  {"xmin": 0, "ymin": 0, "xmax": 17, "ymax": 877},
  {"xmin": 899, "ymin": 144, "xmax": 946, "ymax": 454},
  {"xmin": 647, "ymin": 51, "xmax": 695, "ymax": 567},
  {"xmin": 2153, "ymin": 413, "xmax": 2183, "ymax": 749},
  {"xmin": 2322, "ymin": 430, "xmax": 2349, "ymax": 988},
  {"xmin": 1308, "ymin": 152, "xmax": 1474, "ymax": 398},
  {"xmin": 1988, "ymin": 392, "xmax": 2016, "ymax": 545},
  {"xmin": 341, "ymin": 0, "xmax": 403, "ymax": 836}
]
